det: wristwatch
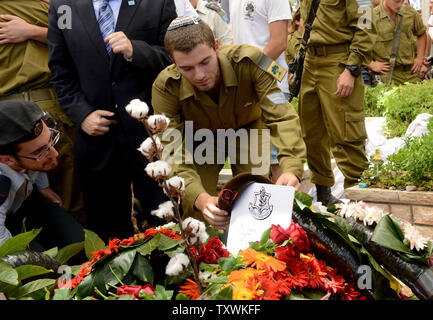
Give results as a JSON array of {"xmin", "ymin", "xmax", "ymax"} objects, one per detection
[{"xmin": 345, "ymin": 65, "xmax": 361, "ymax": 77}]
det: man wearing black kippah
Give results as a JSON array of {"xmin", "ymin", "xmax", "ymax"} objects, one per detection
[{"xmin": 0, "ymin": 100, "xmax": 84, "ymax": 251}]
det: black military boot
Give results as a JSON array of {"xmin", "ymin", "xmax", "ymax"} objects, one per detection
[{"xmin": 316, "ymin": 184, "xmax": 342, "ymax": 207}]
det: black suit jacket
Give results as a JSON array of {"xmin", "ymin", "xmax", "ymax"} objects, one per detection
[{"xmin": 47, "ymin": 0, "xmax": 176, "ymax": 171}]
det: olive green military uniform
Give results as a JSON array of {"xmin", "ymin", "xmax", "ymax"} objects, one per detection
[
  {"xmin": 285, "ymin": 30, "xmax": 302, "ymax": 65},
  {"xmin": 0, "ymin": 1, "xmax": 83, "ymax": 215},
  {"xmin": 299, "ymin": 0, "xmax": 375, "ymax": 189},
  {"xmin": 152, "ymin": 44, "xmax": 306, "ymax": 221},
  {"xmin": 195, "ymin": 0, "xmax": 233, "ymax": 46},
  {"xmin": 372, "ymin": 3, "xmax": 426, "ymax": 85}
]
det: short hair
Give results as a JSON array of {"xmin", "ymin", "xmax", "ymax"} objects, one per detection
[{"xmin": 164, "ymin": 20, "xmax": 215, "ymax": 57}]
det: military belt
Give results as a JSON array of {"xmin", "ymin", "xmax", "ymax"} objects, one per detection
[
  {"xmin": 308, "ymin": 43, "xmax": 348, "ymax": 57},
  {"xmin": 0, "ymin": 87, "xmax": 56, "ymax": 102}
]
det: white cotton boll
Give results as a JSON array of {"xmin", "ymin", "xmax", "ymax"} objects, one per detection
[
  {"xmin": 165, "ymin": 253, "xmax": 190, "ymax": 276},
  {"xmin": 198, "ymin": 230, "xmax": 209, "ymax": 244},
  {"xmin": 151, "ymin": 201, "xmax": 175, "ymax": 220},
  {"xmin": 137, "ymin": 136, "xmax": 163, "ymax": 159},
  {"xmin": 146, "ymin": 114, "xmax": 170, "ymax": 133},
  {"xmin": 199, "ymin": 271, "xmax": 215, "ymax": 282},
  {"xmin": 157, "ymin": 222, "xmax": 177, "ymax": 230},
  {"xmin": 311, "ymin": 202, "xmax": 328, "ymax": 213},
  {"xmin": 145, "ymin": 160, "xmax": 171, "ymax": 179},
  {"xmin": 165, "ymin": 176, "xmax": 185, "ymax": 199},
  {"xmin": 125, "ymin": 99, "xmax": 149, "ymax": 119},
  {"xmin": 182, "ymin": 217, "xmax": 206, "ymax": 237}
]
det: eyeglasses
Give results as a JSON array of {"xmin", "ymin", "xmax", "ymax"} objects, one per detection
[{"xmin": 15, "ymin": 128, "xmax": 60, "ymax": 161}]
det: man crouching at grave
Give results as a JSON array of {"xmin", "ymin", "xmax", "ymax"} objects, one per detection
[
  {"xmin": 152, "ymin": 17, "xmax": 307, "ymax": 231},
  {"xmin": 0, "ymin": 100, "xmax": 84, "ymax": 250}
]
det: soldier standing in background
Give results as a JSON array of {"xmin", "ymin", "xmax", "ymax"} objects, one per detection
[
  {"xmin": 298, "ymin": 0, "xmax": 375, "ymax": 206},
  {"xmin": 0, "ymin": 0, "xmax": 83, "ymax": 219},
  {"xmin": 189, "ymin": 0, "xmax": 233, "ymax": 45},
  {"xmin": 369, "ymin": 0, "xmax": 426, "ymax": 85}
]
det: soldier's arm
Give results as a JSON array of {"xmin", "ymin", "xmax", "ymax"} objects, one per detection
[
  {"xmin": 0, "ymin": 14, "xmax": 47, "ymax": 45},
  {"xmin": 263, "ymin": 20, "xmax": 288, "ymax": 60},
  {"xmin": 412, "ymin": 12, "xmax": 427, "ymax": 73},
  {"xmin": 250, "ymin": 61, "xmax": 306, "ymax": 181}
]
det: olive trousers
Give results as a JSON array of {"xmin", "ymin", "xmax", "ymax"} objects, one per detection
[{"xmin": 299, "ymin": 52, "xmax": 368, "ymax": 189}]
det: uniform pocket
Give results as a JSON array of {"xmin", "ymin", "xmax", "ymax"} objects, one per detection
[{"xmin": 345, "ymin": 111, "xmax": 367, "ymax": 142}]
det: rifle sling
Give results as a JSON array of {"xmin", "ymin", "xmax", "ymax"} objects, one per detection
[{"xmin": 387, "ymin": 16, "xmax": 403, "ymax": 86}]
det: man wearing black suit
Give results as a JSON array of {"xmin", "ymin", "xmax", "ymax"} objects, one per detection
[{"xmin": 47, "ymin": 0, "xmax": 177, "ymax": 241}]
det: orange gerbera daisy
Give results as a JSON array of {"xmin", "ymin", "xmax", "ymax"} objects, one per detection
[
  {"xmin": 178, "ymin": 279, "xmax": 202, "ymax": 300},
  {"xmin": 228, "ymin": 268, "xmax": 265, "ymax": 284},
  {"xmin": 254, "ymin": 275, "xmax": 281, "ymax": 300},
  {"xmin": 239, "ymin": 248, "xmax": 286, "ymax": 272},
  {"xmin": 231, "ymin": 278, "xmax": 264, "ymax": 300}
]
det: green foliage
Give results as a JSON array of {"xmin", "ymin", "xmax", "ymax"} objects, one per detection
[
  {"xmin": 364, "ymin": 80, "xmax": 433, "ymax": 138},
  {"xmin": 360, "ymin": 126, "xmax": 433, "ymax": 190}
]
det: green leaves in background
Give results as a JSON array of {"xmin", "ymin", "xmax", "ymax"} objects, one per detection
[{"xmin": 0, "ymin": 229, "xmax": 41, "ymax": 258}]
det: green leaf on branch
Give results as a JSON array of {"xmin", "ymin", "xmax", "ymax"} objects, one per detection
[
  {"xmin": 52, "ymin": 287, "xmax": 73, "ymax": 300},
  {"xmin": 84, "ymin": 229, "xmax": 106, "ymax": 259},
  {"xmin": 218, "ymin": 256, "xmax": 244, "ymax": 274},
  {"xmin": 294, "ymin": 191, "xmax": 313, "ymax": 211},
  {"xmin": 136, "ymin": 233, "xmax": 161, "ymax": 256},
  {"xmin": 9, "ymin": 278, "xmax": 56, "ymax": 299},
  {"xmin": 0, "ymin": 260, "xmax": 19, "ymax": 286},
  {"xmin": 154, "ymin": 284, "xmax": 173, "ymax": 300},
  {"xmin": 165, "ymin": 272, "xmax": 191, "ymax": 286},
  {"xmin": 158, "ymin": 234, "xmax": 183, "ymax": 251},
  {"xmin": 371, "ymin": 215, "xmax": 412, "ymax": 254},
  {"xmin": 175, "ymin": 293, "xmax": 190, "ymax": 300},
  {"xmin": 131, "ymin": 253, "xmax": 154, "ymax": 284},
  {"xmin": 260, "ymin": 227, "xmax": 271, "ymax": 244},
  {"xmin": 0, "ymin": 229, "xmax": 41, "ymax": 257},
  {"xmin": 15, "ymin": 265, "xmax": 53, "ymax": 281},
  {"xmin": 92, "ymin": 249, "xmax": 137, "ymax": 294},
  {"xmin": 56, "ymin": 241, "xmax": 84, "ymax": 265},
  {"xmin": 208, "ymin": 284, "xmax": 232, "ymax": 300},
  {"xmin": 43, "ymin": 247, "xmax": 58, "ymax": 258}
]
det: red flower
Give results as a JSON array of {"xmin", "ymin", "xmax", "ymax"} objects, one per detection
[
  {"xmin": 270, "ymin": 224, "xmax": 291, "ymax": 244},
  {"xmin": 117, "ymin": 284, "xmax": 155, "ymax": 299},
  {"xmin": 255, "ymin": 275, "xmax": 282, "ymax": 300},
  {"xmin": 274, "ymin": 245, "xmax": 298, "ymax": 264},
  {"xmin": 196, "ymin": 238, "xmax": 229, "ymax": 265},
  {"xmin": 287, "ymin": 222, "xmax": 310, "ymax": 252}
]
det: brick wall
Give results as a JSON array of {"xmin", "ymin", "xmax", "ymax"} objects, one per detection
[{"xmin": 344, "ymin": 186, "xmax": 433, "ymax": 239}]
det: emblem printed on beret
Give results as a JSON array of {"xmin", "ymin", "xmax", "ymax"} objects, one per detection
[
  {"xmin": 167, "ymin": 16, "xmax": 201, "ymax": 31},
  {"xmin": 34, "ymin": 120, "xmax": 43, "ymax": 137}
]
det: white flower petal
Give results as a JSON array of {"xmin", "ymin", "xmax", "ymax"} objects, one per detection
[
  {"xmin": 145, "ymin": 160, "xmax": 171, "ymax": 179},
  {"xmin": 125, "ymin": 99, "xmax": 149, "ymax": 119},
  {"xmin": 165, "ymin": 253, "xmax": 190, "ymax": 276}
]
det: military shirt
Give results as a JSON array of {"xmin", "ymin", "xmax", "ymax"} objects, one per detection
[
  {"xmin": 152, "ymin": 44, "xmax": 306, "ymax": 202},
  {"xmin": 372, "ymin": 3, "xmax": 426, "ymax": 66},
  {"xmin": 0, "ymin": 0, "xmax": 51, "ymax": 96},
  {"xmin": 300, "ymin": 0, "xmax": 375, "ymax": 66},
  {"xmin": 285, "ymin": 30, "xmax": 302, "ymax": 65},
  {"xmin": 195, "ymin": 0, "xmax": 233, "ymax": 46}
]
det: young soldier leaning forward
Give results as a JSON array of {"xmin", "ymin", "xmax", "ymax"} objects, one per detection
[{"xmin": 152, "ymin": 17, "xmax": 307, "ymax": 230}]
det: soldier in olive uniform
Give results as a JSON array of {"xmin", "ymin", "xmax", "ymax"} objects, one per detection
[
  {"xmin": 369, "ymin": 0, "xmax": 426, "ymax": 85},
  {"xmin": 285, "ymin": 10, "xmax": 303, "ymax": 67},
  {"xmin": 189, "ymin": 0, "xmax": 233, "ymax": 45},
  {"xmin": 152, "ymin": 17, "xmax": 306, "ymax": 229},
  {"xmin": 0, "ymin": 0, "xmax": 83, "ymax": 217},
  {"xmin": 299, "ymin": 0, "xmax": 375, "ymax": 206}
]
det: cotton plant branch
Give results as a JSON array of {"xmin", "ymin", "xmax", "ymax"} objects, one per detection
[{"xmin": 126, "ymin": 99, "xmax": 205, "ymax": 293}]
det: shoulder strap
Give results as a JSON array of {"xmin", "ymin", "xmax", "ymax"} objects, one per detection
[
  {"xmin": 300, "ymin": 0, "xmax": 321, "ymax": 50},
  {"xmin": 387, "ymin": 16, "xmax": 403, "ymax": 86}
]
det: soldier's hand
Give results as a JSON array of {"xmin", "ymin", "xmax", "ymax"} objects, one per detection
[
  {"xmin": 195, "ymin": 193, "xmax": 230, "ymax": 231},
  {"xmin": 39, "ymin": 187, "xmax": 63, "ymax": 206},
  {"xmin": 81, "ymin": 110, "xmax": 117, "ymax": 136},
  {"xmin": 275, "ymin": 172, "xmax": 301, "ymax": 190},
  {"xmin": 369, "ymin": 61, "xmax": 390, "ymax": 74},
  {"xmin": 0, "ymin": 15, "xmax": 35, "ymax": 44},
  {"xmin": 411, "ymin": 57, "xmax": 423, "ymax": 74},
  {"xmin": 335, "ymin": 69, "xmax": 355, "ymax": 98},
  {"xmin": 105, "ymin": 32, "xmax": 133, "ymax": 60}
]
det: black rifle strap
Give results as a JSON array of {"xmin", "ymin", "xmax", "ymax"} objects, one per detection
[
  {"xmin": 387, "ymin": 15, "xmax": 403, "ymax": 86},
  {"xmin": 300, "ymin": 0, "xmax": 321, "ymax": 50}
]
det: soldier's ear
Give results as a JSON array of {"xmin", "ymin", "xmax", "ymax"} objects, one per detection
[{"xmin": 215, "ymin": 39, "xmax": 220, "ymax": 55}]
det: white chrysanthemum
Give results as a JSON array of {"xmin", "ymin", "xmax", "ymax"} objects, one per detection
[
  {"xmin": 182, "ymin": 217, "xmax": 208, "ymax": 245},
  {"xmin": 311, "ymin": 201, "xmax": 328, "ymax": 213},
  {"xmin": 164, "ymin": 176, "xmax": 185, "ymax": 198},
  {"xmin": 402, "ymin": 223, "xmax": 429, "ymax": 252},
  {"xmin": 165, "ymin": 253, "xmax": 190, "ymax": 276},
  {"xmin": 146, "ymin": 114, "xmax": 170, "ymax": 133},
  {"xmin": 145, "ymin": 160, "xmax": 171, "ymax": 179},
  {"xmin": 338, "ymin": 200, "xmax": 388, "ymax": 226},
  {"xmin": 362, "ymin": 206, "xmax": 388, "ymax": 226},
  {"xmin": 125, "ymin": 99, "xmax": 149, "ymax": 120},
  {"xmin": 138, "ymin": 136, "xmax": 163, "ymax": 159},
  {"xmin": 151, "ymin": 201, "xmax": 175, "ymax": 220}
]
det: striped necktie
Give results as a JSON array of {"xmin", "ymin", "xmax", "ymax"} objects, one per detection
[{"xmin": 97, "ymin": 0, "xmax": 115, "ymax": 55}]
